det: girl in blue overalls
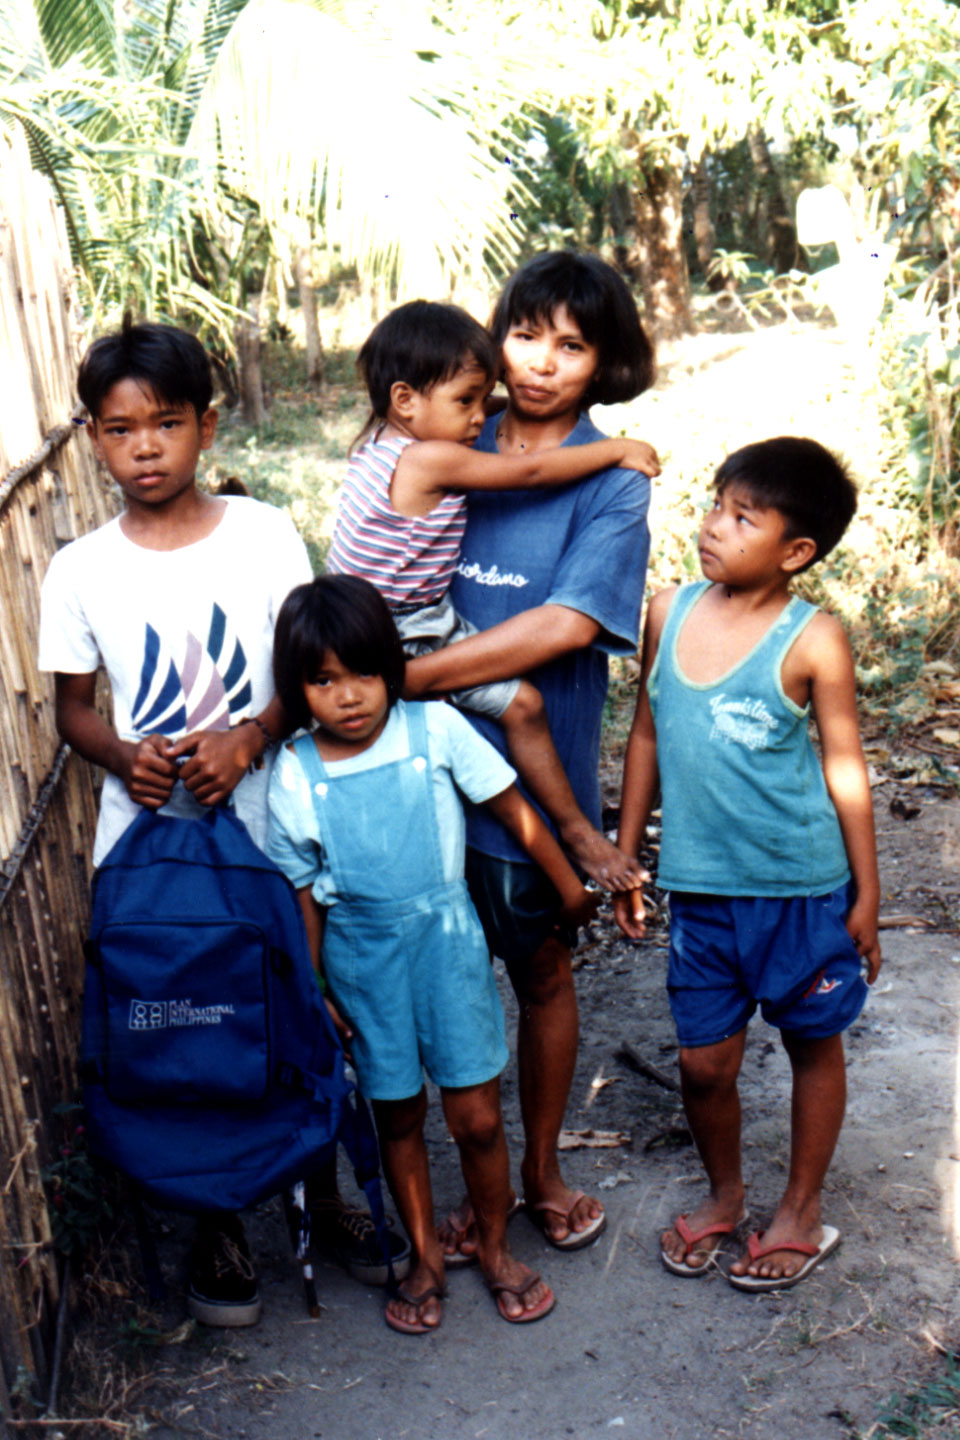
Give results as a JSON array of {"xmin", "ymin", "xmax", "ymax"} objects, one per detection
[{"xmin": 267, "ymin": 575, "xmax": 598, "ymax": 1335}]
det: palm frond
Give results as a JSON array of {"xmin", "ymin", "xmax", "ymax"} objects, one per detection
[
  {"xmin": 34, "ymin": 0, "xmax": 116, "ymax": 73},
  {"xmin": 188, "ymin": 0, "xmax": 529, "ymax": 293}
]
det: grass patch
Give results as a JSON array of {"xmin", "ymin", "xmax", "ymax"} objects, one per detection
[{"xmin": 859, "ymin": 1355, "xmax": 960, "ymax": 1438}]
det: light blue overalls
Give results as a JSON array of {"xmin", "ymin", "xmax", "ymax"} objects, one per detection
[{"xmin": 293, "ymin": 703, "xmax": 508, "ymax": 1101}]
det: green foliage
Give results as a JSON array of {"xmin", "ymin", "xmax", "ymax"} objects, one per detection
[
  {"xmin": 705, "ymin": 248, "xmax": 756, "ymax": 286},
  {"xmin": 41, "ymin": 1103, "xmax": 114, "ymax": 1258},
  {"xmin": 851, "ymin": 5, "xmax": 960, "ymax": 557},
  {"xmin": 0, "ymin": 0, "xmax": 545, "ymax": 349},
  {"xmin": 864, "ymin": 1356, "xmax": 960, "ymax": 1438}
]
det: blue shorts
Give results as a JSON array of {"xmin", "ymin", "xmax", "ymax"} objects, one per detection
[
  {"xmin": 465, "ymin": 850, "xmax": 577, "ymax": 965},
  {"xmin": 667, "ymin": 884, "xmax": 869, "ymax": 1048}
]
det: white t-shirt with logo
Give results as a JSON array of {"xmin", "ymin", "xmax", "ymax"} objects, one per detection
[{"xmin": 39, "ymin": 496, "xmax": 312, "ymax": 865}]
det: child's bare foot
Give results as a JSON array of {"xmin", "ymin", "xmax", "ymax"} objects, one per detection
[
  {"xmin": 437, "ymin": 1198, "xmax": 479, "ymax": 1267},
  {"xmin": 559, "ymin": 819, "xmax": 647, "ymax": 893},
  {"xmin": 483, "ymin": 1253, "xmax": 555, "ymax": 1324},
  {"xmin": 728, "ymin": 1204, "xmax": 832, "ymax": 1285},
  {"xmin": 660, "ymin": 1193, "xmax": 746, "ymax": 1275},
  {"xmin": 438, "ymin": 1193, "xmax": 521, "ymax": 1267},
  {"xmin": 384, "ymin": 1259, "xmax": 445, "ymax": 1334}
]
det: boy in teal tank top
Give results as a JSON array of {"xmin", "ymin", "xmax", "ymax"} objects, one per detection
[{"xmin": 615, "ymin": 437, "xmax": 881, "ymax": 1292}]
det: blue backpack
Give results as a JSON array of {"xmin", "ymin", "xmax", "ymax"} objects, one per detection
[{"xmin": 81, "ymin": 806, "xmax": 383, "ymax": 1220}]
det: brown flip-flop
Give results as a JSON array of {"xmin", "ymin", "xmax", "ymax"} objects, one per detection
[
  {"xmin": 384, "ymin": 1282, "xmax": 445, "ymax": 1334},
  {"xmin": 489, "ymin": 1270, "xmax": 556, "ymax": 1324}
]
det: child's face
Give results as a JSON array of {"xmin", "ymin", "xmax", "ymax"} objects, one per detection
[
  {"xmin": 500, "ymin": 305, "xmax": 599, "ymax": 425},
  {"xmin": 303, "ymin": 649, "xmax": 389, "ymax": 751},
  {"xmin": 402, "ymin": 363, "xmax": 493, "ymax": 444},
  {"xmin": 88, "ymin": 379, "xmax": 217, "ymax": 511},
  {"xmin": 698, "ymin": 485, "xmax": 797, "ymax": 588}
]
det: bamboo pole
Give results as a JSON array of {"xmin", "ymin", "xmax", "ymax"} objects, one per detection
[{"xmin": 0, "ymin": 126, "xmax": 118, "ymax": 1402}]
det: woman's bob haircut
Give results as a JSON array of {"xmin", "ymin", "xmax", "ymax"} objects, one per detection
[{"xmin": 489, "ymin": 251, "xmax": 655, "ymax": 408}]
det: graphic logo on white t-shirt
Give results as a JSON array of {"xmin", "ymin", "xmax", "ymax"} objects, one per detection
[
  {"xmin": 131, "ymin": 603, "xmax": 252, "ymax": 736},
  {"xmin": 708, "ymin": 693, "xmax": 778, "ymax": 751}
]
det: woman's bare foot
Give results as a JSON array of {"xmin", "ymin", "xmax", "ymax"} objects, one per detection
[
  {"xmin": 660, "ymin": 1192, "xmax": 746, "ymax": 1273},
  {"xmin": 526, "ymin": 1180, "xmax": 605, "ymax": 1249},
  {"xmin": 559, "ymin": 819, "xmax": 647, "ymax": 893}
]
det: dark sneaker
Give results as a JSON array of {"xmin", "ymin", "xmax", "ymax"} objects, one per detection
[
  {"xmin": 311, "ymin": 1197, "xmax": 411, "ymax": 1287},
  {"xmin": 188, "ymin": 1216, "xmax": 262, "ymax": 1327}
]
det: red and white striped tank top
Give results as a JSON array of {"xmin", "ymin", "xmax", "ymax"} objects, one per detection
[{"xmin": 327, "ymin": 432, "xmax": 467, "ymax": 608}]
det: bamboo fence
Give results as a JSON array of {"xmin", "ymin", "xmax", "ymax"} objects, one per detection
[{"xmin": 0, "ymin": 127, "xmax": 117, "ymax": 1411}]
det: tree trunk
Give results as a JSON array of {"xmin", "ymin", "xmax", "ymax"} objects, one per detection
[
  {"xmin": 608, "ymin": 181, "xmax": 640, "ymax": 281},
  {"xmin": 235, "ymin": 286, "xmax": 267, "ymax": 427},
  {"xmin": 692, "ymin": 155, "xmax": 722, "ymax": 289},
  {"xmin": 632, "ymin": 158, "xmax": 694, "ymax": 342},
  {"xmin": 746, "ymin": 128, "xmax": 797, "ymax": 274},
  {"xmin": 293, "ymin": 246, "xmax": 325, "ymax": 389}
]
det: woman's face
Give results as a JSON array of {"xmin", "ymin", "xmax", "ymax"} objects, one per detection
[{"xmin": 499, "ymin": 304, "xmax": 599, "ymax": 426}]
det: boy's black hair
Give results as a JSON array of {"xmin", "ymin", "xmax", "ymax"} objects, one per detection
[
  {"xmin": 273, "ymin": 575, "xmax": 406, "ymax": 731},
  {"xmin": 77, "ymin": 316, "xmax": 213, "ymax": 421},
  {"xmin": 358, "ymin": 300, "xmax": 498, "ymax": 418},
  {"xmin": 489, "ymin": 251, "xmax": 655, "ymax": 408},
  {"xmin": 714, "ymin": 437, "xmax": 857, "ymax": 570}
]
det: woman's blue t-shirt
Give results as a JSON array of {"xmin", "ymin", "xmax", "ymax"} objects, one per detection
[{"xmin": 449, "ymin": 411, "xmax": 651, "ymax": 863}]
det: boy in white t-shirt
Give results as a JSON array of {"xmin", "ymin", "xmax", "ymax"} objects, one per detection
[{"xmin": 38, "ymin": 319, "xmax": 407, "ymax": 1324}]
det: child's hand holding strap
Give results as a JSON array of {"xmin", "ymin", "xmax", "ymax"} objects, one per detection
[
  {"xmin": 169, "ymin": 724, "xmax": 264, "ymax": 805},
  {"xmin": 168, "ymin": 701, "xmax": 286, "ymax": 806},
  {"xmin": 124, "ymin": 734, "xmax": 179, "ymax": 809}
]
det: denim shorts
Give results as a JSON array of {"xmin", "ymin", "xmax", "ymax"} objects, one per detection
[
  {"xmin": 667, "ymin": 883, "xmax": 869, "ymax": 1048},
  {"xmin": 323, "ymin": 879, "xmax": 508, "ymax": 1101},
  {"xmin": 465, "ymin": 850, "xmax": 577, "ymax": 966}
]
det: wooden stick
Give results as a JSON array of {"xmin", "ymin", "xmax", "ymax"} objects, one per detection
[{"xmin": 615, "ymin": 1042, "xmax": 681, "ymax": 1094}]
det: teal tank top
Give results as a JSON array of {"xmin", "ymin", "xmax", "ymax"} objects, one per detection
[{"xmin": 647, "ymin": 582, "xmax": 850, "ymax": 897}]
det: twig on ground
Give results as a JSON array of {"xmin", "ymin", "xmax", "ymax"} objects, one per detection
[
  {"xmin": 920, "ymin": 1325, "xmax": 958, "ymax": 1357},
  {"xmin": 7, "ymin": 1421, "xmax": 128, "ymax": 1432},
  {"xmin": 643, "ymin": 1123, "xmax": 693, "ymax": 1151},
  {"xmin": 839, "ymin": 1190, "xmax": 874, "ymax": 1242},
  {"xmin": 615, "ymin": 1042, "xmax": 681, "ymax": 1093},
  {"xmin": 557, "ymin": 1128, "xmax": 631, "ymax": 1150},
  {"xmin": 744, "ymin": 1313, "xmax": 793, "ymax": 1353},
  {"xmin": 808, "ymin": 1299, "xmax": 876, "ymax": 1347}
]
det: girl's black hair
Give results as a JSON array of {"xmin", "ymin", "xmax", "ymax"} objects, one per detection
[
  {"xmin": 78, "ymin": 315, "xmax": 213, "ymax": 421},
  {"xmin": 273, "ymin": 575, "xmax": 406, "ymax": 731},
  {"xmin": 715, "ymin": 437, "xmax": 858, "ymax": 571},
  {"xmin": 489, "ymin": 251, "xmax": 655, "ymax": 408},
  {"xmin": 358, "ymin": 300, "xmax": 498, "ymax": 418}
]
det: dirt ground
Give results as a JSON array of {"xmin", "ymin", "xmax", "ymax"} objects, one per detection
[
  {"xmin": 56, "ymin": 323, "xmax": 960, "ymax": 1438},
  {"xmin": 82, "ymin": 778, "xmax": 960, "ymax": 1440}
]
